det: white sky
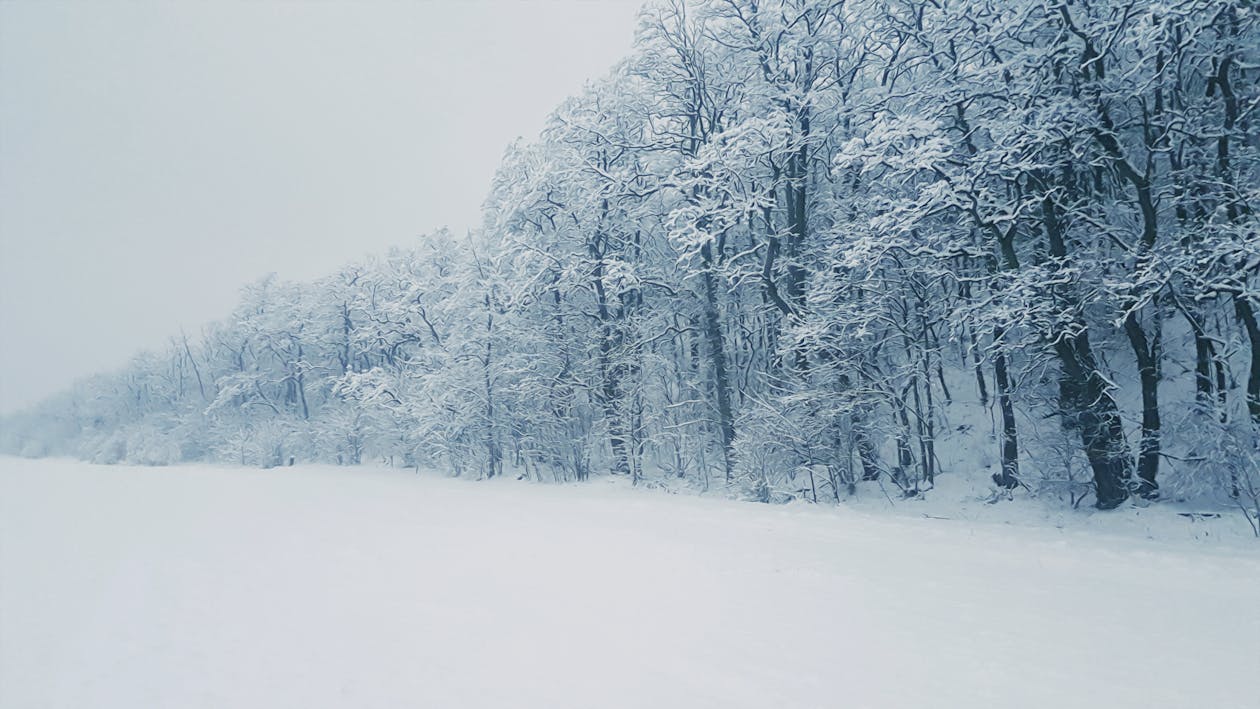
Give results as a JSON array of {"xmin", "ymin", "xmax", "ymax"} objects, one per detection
[{"xmin": 0, "ymin": 0, "xmax": 642, "ymax": 413}]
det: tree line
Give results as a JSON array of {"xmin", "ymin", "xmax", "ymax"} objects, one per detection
[{"xmin": 5, "ymin": 0, "xmax": 1258, "ymax": 513}]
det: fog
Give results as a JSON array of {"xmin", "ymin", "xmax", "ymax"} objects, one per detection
[{"xmin": 0, "ymin": 0, "xmax": 640, "ymax": 413}]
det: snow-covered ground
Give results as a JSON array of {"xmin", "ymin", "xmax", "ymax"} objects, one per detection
[{"xmin": 2, "ymin": 457, "xmax": 1257, "ymax": 709}]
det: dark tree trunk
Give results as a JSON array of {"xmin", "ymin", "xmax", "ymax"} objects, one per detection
[
  {"xmin": 991, "ymin": 235, "xmax": 1021, "ymax": 491},
  {"xmin": 483, "ymin": 308, "xmax": 501, "ymax": 480},
  {"xmin": 1055, "ymin": 334, "xmax": 1133, "ymax": 509},
  {"xmin": 1236, "ymin": 296, "xmax": 1260, "ymax": 426},
  {"xmin": 1192, "ymin": 316, "xmax": 1215, "ymax": 406},
  {"xmin": 992, "ymin": 331, "xmax": 1020, "ymax": 490},
  {"xmin": 700, "ymin": 241, "xmax": 736, "ymax": 482},
  {"xmin": 1210, "ymin": 32, "xmax": 1260, "ymax": 427},
  {"xmin": 1123, "ymin": 310, "xmax": 1161, "ymax": 497},
  {"xmin": 1092, "ymin": 98, "xmax": 1164, "ymax": 496},
  {"xmin": 854, "ymin": 419, "xmax": 881, "ymax": 481},
  {"xmin": 1040, "ymin": 194, "xmax": 1132, "ymax": 508}
]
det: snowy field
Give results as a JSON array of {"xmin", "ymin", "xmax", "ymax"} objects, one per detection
[{"xmin": 2, "ymin": 457, "xmax": 1257, "ymax": 709}]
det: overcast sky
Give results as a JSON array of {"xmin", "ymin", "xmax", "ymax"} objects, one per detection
[{"xmin": 0, "ymin": 0, "xmax": 642, "ymax": 413}]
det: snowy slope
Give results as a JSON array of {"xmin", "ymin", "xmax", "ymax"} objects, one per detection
[{"xmin": 1, "ymin": 457, "xmax": 1257, "ymax": 709}]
